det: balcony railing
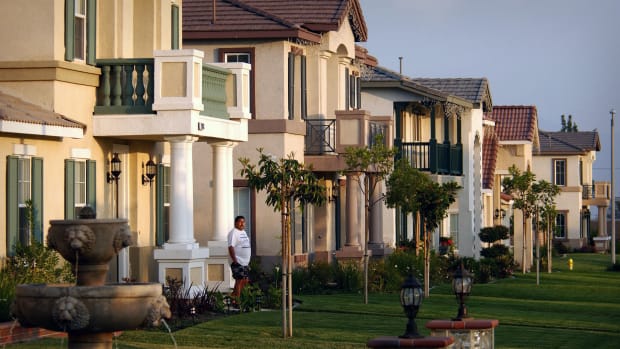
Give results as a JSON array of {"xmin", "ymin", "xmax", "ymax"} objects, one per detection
[
  {"xmin": 201, "ymin": 64, "xmax": 230, "ymax": 119},
  {"xmin": 583, "ymin": 182, "xmax": 611, "ymax": 200},
  {"xmin": 95, "ymin": 59, "xmax": 155, "ymax": 114},
  {"xmin": 368, "ymin": 121, "xmax": 388, "ymax": 146},
  {"xmin": 400, "ymin": 141, "xmax": 462, "ymax": 175},
  {"xmin": 305, "ymin": 119, "xmax": 336, "ymax": 155}
]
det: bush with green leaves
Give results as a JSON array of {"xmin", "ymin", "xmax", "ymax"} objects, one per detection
[
  {"xmin": 0, "ymin": 241, "xmax": 74, "ymax": 321},
  {"xmin": 332, "ymin": 261, "xmax": 363, "ymax": 292},
  {"xmin": 479, "ymin": 225, "xmax": 509, "ymax": 244},
  {"xmin": 292, "ymin": 261, "xmax": 332, "ymax": 294}
]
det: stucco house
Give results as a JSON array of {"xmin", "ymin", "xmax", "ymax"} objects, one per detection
[
  {"xmin": 0, "ymin": 0, "xmax": 251, "ymax": 291},
  {"xmin": 361, "ymin": 65, "xmax": 493, "ymax": 258},
  {"xmin": 533, "ymin": 130, "xmax": 609, "ymax": 250}
]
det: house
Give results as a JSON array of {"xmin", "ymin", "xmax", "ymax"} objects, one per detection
[
  {"xmin": 533, "ymin": 130, "xmax": 609, "ymax": 250},
  {"xmin": 485, "ymin": 105, "xmax": 539, "ymax": 269},
  {"xmin": 361, "ymin": 64, "xmax": 493, "ymax": 258},
  {"xmin": 0, "ymin": 0, "xmax": 251, "ymax": 292},
  {"xmin": 182, "ymin": 0, "xmax": 391, "ymax": 269}
]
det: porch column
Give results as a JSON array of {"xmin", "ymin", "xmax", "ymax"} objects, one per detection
[
  {"xmin": 319, "ymin": 51, "xmax": 331, "ymax": 118},
  {"xmin": 345, "ymin": 171, "xmax": 361, "ymax": 247},
  {"xmin": 211, "ymin": 141, "xmax": 237, "ymax": 241},
  {"xmin": 598, "ymin": 205, "xmax": 608, "ymax": 236},
  {"xmin": 369, "ymin": 176, "xmax": 391, "ymax": 256},
  {"xmin": 166, "ymin": 135, "xmax": 199, "ymax": 247}
]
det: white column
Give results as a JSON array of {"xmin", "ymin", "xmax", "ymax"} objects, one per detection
[
  {"xmin": 211, "ymin": 141, "xmax": 237, "ymax": 241},
  {"xmin": 165, "ymin": 135, "xmax": 198, "ymax": 248},
  {"xmin": 319, "ymin": 51, "xmax": 331, "ymax": 118},
  {"xmin": 338, "ymin": 57, "xmax": 350, "ymax": 110}
]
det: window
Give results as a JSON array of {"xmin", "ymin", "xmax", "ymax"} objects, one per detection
[
  {"xmin": 449, "ymin": 213, "xmax": 459, "ymax": 249},
  {"xmin": 7, "ymin": 156, "xmax": 43, "ymax": 255},
  {"xmin": 65, "ymin": 159, "xmax": 96, "ymax": 219},
  {"xmin": 288, "ymin": 49, "xmax": 307, "ymax": 120},
  {"xmin": 233, "ymin": 187, "xmax": 252, "ymax": 238},
  {"xmin": 156, "ymin": 165, "xmax": 171, "ymax": 245},
  {"xmin": 555, "ymin": 212, "xmax": 567, "ymax": 239},
  {"xmin": 219, "ymin": 48, "xmax": 255, "ymax": 117},
  {"xmin": 291, "ymin": 202, "xmax": 312, "ymax": 254},
  {"xmin": 65, "ymin": 0, "xmax": 96, "ymax": 64},
  {"xmin": 344, "ymin": 69, "xmax": 361, "ymax": 111},
  {"xmin": 74, "ymin": 160, "xmax": 87, "ymax": 217},
  {"xmin": 553, "ymin": 159, "xmax": 566, "ymax": 186}
]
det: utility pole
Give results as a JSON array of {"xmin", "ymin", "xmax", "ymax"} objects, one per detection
[{"xmin": 611, "ymin": 108, "xmax": 616, "ymax": 264}]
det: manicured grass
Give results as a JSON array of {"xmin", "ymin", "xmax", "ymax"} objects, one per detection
[{"xmin": 10, "ymin": 253, "xmax": 620, "ymax": 348}]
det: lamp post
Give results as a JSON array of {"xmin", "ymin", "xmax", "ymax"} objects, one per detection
[
  {"xmin": 611, "ymin": 108, "xmax": 616, "ymax": 264},
  {"xmin": 452, "ymin": 263, "xmax": 473, "ymax": 321},
  {"xmin": 399, "ymin": 274, "xmax": 424, "ymax": 338},
  {"xmin": 107, "ymin": 153, "xmax": 122, "ymax": 218}
]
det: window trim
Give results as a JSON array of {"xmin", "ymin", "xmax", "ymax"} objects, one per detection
[
  {"xmin": 218, "ymin": 47, "xmax": 256, "ymax": 118},
  {"xmin": 553, "ymin": 158, "xmax": 567, "ymax": 186},
  {"xmin": 554, "ymin": 211, "xmax": 568, "ymax": 239}
]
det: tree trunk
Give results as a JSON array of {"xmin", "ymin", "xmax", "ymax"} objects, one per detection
[
  {"xmin": 286, "ymin": 206, "xmax": 293, "ymax": 337},
  {"xmin": 424, "ymin": 230, "xmax": 430, "ymax": 297},
  {"xmin": 281, "ymin": 203, "xmax": 288, "ymax": 338},
  {"xmin": 363, "ymin": 175, "xmax": 369, "ymax": 304},
  {"xmin": 536, "ymin": 211, "xmax": 540, "ymax": 285},
  {"xmin": 547, "ymin": 212, "xmax": 552, "ymax": 273},
  {"xmin": 522, "ymin": 217, "xmax": 527, "ymax": 274}
]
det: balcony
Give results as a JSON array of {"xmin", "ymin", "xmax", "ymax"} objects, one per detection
[
  {"xmin": 582, "ymin": 181, "xmax": 611, "ymax": 206},
  {"xmin": 92, "ymin": 50, "xmax": 251, "ymax": 140},
  {"xmin": 400, "ymin": 141, "xmax": 462, "ymax": 175}
]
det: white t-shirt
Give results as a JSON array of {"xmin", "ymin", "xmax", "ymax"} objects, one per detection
[{"xmin": 227, "ymin": 228, "xmax": 251, "ymax": 266}]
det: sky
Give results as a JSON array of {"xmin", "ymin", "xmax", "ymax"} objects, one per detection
[{"xmin": 358, "ymin": 0, "xmax": 620, "ymax": 195}]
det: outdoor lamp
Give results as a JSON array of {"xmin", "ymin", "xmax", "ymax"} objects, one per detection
[
  {"xmin": 224, "ymin": 295, "xmax": 232, "ymax": 313},
  {"xmin": 255, "ymin": 294, "xmax": 263, "ymax": 311},
  {"xmin": 452, "ymin": 263, "xmax": 473, "ymax": 320},
  {"xmin": 399, "ymin": 274, "xmax": 424, "ymax": 338},
  {"xmin": 107, "ymin": 153, "xmax": 122, "ymax": 183},
  {"xmin": 494, "ymin": 208, "xmax": 506, "ymax": 219},
  {"xmin": 141, "ymin": 159, "xmax": 157, "ymax": 186}
]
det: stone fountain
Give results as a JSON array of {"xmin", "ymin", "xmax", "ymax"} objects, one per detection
[{"xmin": 12, "ymin": 210, "xmax": 171, "ymax": 349}]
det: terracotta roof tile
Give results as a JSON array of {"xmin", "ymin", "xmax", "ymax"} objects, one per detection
[
  {"xmin": 482, "ymin": 125, "xmax": 498, "ymax": 189},
  {"xmin": 485, "ymin": 105, "xmax": 538, "ymax": 142},
  {"xmin": 0, "ymin": 91, "xmax": 85, "ymax": 130},
  {"xmin": 183, "ymin": 0, "xmax": 367, "ymax": 42}
]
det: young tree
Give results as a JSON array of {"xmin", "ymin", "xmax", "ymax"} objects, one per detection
[
  {"xmin": 385, "ymin": 159, "xmax": 460, "ymax": 296},
  {"xmin": 502, "ymin": 165, "xmax": 537, "ymax": 274},
  {"xmin": 239, "ymin": 149, "xmax": 326, "ymax": 338},
  {"xmin": 343, "ymin": 134, "xmax": 396, "ymax": 304},
  {"xmin": 532, "ymin": 180, "xmax": 560, "ymax": 276}
]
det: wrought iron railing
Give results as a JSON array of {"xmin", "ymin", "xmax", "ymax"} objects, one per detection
[
  {"xmin": 368, "ymin": 121, "xmax": 388, "ymax": 146},
  {"xmin": 582, "ymin": 185, "xmax": 595, "ymax": 199},
  {"xmin": 400, "ymin": 142, "xmax": 430, "ymax": 171},
  {"xmin": 305, "ymin": 119, "xmax": 336, "ymax": 154},
  {"xmin": 95, "ymin": 59, "xmax": 155, "ymax": 114},
  {"xmin": 400, "ymin": 141, "xmax": 462, "ymax": 175}
]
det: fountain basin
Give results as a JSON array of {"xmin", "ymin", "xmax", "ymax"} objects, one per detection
[{"xmin": 12, "ymin": 283, "xmax": 170, "ymax": 333}]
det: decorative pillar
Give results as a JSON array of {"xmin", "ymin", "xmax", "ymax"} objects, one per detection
[
  {"xmin": 211, "ymin": 141, "xmax": 237, "ymax": 242},
  {"xmin": 154, "ymin": 136, "xmax": 209, "ymax": 294},
  {"xmin": 319, "ymin": 51, "xmax": 331, "ymax": 118},
  {"xmin": 598, "ymin": 205, "xmax": 608, "ymax": 237},
  {"xmin": 369, "ymin": 177, "xmax": 391, "ymax": 256},
  {"xmin": 335, "ymin": 172, "xmax": 364, "ymax": 260}
]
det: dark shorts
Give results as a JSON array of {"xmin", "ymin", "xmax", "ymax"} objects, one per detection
[{"xmin": 231, "ymin": 262, "xmax": 249, "ymax": 280}]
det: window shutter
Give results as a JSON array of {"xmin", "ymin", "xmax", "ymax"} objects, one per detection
[
  {"xmin": 356, "ymin": 76, "xmax": 361, "ymax": 109},
  {"xmin": 155, "ymin": 164, "xmax": 165, "ymax": 246},
  {"xmin": 344, "ymin": 67, "xmax": 350, "ymax": 111},
  {"xmin": 301, "ymin": 55, "xmax": 307, "ymax": 120},
  {"xmin": 31, "ymin": 157, "xmax": 44, "ymax": 243},
  {"xmin": 349, "ymin": 74, "xmax": 355, "ymax": 109},
  {"xmin": 288, "ymin": 52, "xmax": 295, "ymax": 120},
  {"xmin": 86, "ymin": 0, "xmax": 97, "ymax": 65},
  {"xmin": 171, "ymin": 4, "xmax": 180, "ymax": 50},
  {"xmin": 65, "ymin": 0, "xmax": 75, "ymax": 61},
  {"xmin": 65, "ymin": 159, "xmax": 76, "ymax": 219},
  {"xmin": 6, "ymin": 156, "xmax": 19, "ymax": 256},
  {"xmin": 86, "ymin": 159, "xmax": 97, "ymax": 212}
]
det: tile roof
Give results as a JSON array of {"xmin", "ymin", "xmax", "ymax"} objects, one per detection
[
  {"xmin": 410, "ymin": 78, "xmax": 492, "ymax": 110},
  {"xmin": 485, "ymin": 105, "xmax": 538, "ymax": 142},
  {"xmin": 535, "ymin": 130, "xmax": 601, "ymax": 155},
  {"xmin": 183, "ymin": 0, "xmax": 367, "ymax": 42},
  {"xmin": 0, "ymin": 91, "xmax": 85, "ymax": 130},
  {"xmin": 361, "ymin": 65, "xmax": 451, "ymax": 100},
  {"xmin": 482, "ymin": 125, "xmax": 499, "ymax": 189}
]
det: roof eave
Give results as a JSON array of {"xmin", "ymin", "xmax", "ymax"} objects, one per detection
[
  {"xmin": 0, "ymin": 120, "xmax": 84, "ymax": 139},
  {"xmin": 184, "ymin": 28, "xmax": 322, "ymax": 43},
  {"xmin": 362, "ymin": 80, "xmax": 448, "ymax": 102}
]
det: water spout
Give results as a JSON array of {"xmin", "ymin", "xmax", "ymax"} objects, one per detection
[{"xmin": 160, "ymin": 319, "xmax": 178, "ymax": 349}]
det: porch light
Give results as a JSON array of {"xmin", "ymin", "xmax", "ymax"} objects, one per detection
[
  {"xmin": 107, "ymin": 153, "xmax": 122, "ymax": 183},
  {"xmin": 452, "ymin": 263, "xmax": 473, "ymax": 321},
  {"xmin": 399, "ymin": 274, "xmax": 424, "ymax": 338},
  {"xmin": 494, "ymin": 208, "xmax": 506, "ymax": 219},
  {"xmin": 142, "ymin": 159, "xmax": 157, "ymax": 186}
]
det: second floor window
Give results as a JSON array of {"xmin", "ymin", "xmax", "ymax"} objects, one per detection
[
  {"xmin": 288, "ymin": 50, "xmax": 307, "ymax": 120},
  {"xmin": 553, "ymin": 159, "xmax": 566, "ymax": 186},
  {"xmin": 65, "ymin": 0, "xmax": 95, "ymax": 64},
  {"xmin": 74, "ymin": 0, "xmax": 86, "ymax": 61}
]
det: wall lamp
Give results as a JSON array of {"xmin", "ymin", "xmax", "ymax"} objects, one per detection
[
  {"xmin": 494, "ymin": 208, "xmax": 506, "ymax": 219},
  {"xmin": 106, "ymin": 153, "xmax": 122, "ymax": 183},
  {"xmin": 142, "ymin": 159, "xmax": 157, "ymax": 186}
]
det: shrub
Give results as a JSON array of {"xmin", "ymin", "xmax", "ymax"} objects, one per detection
[
  {"xmin": 553, "ymin": 240, "xmax": 569, "ymax": 255},
  {"xmin": 333, "ymin": 261, "xmax": 362, "ymax": 292},
  {"xmin": 292, "ymin": 261, "xmax": 332, "ymax": 294},
  {"xmin": 481, "ymin": 244, "xmax": 510, "ymax": 259},
  {"xmin": 479, "ymin": 225, "xmax": 509, "ymax": 244}
]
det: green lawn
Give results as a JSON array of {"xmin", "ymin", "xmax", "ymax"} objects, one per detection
[{"xmin": 10, "ymin": 253, "xmax": 620, "ymax": 348}]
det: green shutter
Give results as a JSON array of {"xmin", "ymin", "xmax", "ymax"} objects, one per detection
[
  {"xmin": 65, "ymin": 159, "xmax": 75, "ymax": 219},
  {"xmin": 65, "ymin": 0, "xmax": 75, "ymax": 61},
  {"xmin": 86, "ymin": 0, "xmax": 97, "ymax": 65},
  {"xmin": 86, "ymin": 159, "xmax": 96, "ymax": 213},
  {"xmin": 356, "ymin": 76, "xmax": 361, "ymax": 109},
  {"xmin": 288, "ymin": 52, "xmax": 294, "ymax": 120},
  {"xmin": 344, "ymin": 67, "xmax": 350, "ymax": 111},
  {"xmin": 31, "ymin": 157, "xmax": 43, "ymax": 243},
  {"xmin": 6, "ymin": 156, "xmax": 19, "ymax": 256},
  {"xmin": 171, "ymin": 4, "xmax": 179, "ymax": 50},
  {"xmin": 155, "ymin": 164, "xmax": 164, "ymax": 246}
]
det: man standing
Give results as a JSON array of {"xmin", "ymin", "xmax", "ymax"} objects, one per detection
[{"xmin": 228, "ymin": 216, "xmax": 251, "ymax": 300}]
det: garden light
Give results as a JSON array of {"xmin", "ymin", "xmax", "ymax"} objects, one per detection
[
  {"xmin": 399, "ymin": 274, "xmax": 424, "ymax": 338},
  {"xmin": 452, "ymin": 263, "xmax": 473, "ymax": 320}
]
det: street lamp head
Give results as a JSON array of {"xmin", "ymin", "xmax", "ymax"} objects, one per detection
[
  {"xmin": 610, "ymin": 108, "xmax": 616, "ymax": 116},
  {"xmin": 452, "ymin": 262, "xmax": 473, "ymax": 321}
]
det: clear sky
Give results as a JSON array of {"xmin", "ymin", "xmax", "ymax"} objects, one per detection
[{"xmin": 358, "ymin": 0, "xmax": 620, "ymax": 194}]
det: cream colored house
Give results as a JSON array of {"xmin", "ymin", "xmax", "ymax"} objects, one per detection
[
  {"xmin": 361, "ymin": 65, "xmax": 492, "ymax": 258},
  {"xmin": 0, "ymin": 0, "xmax": 250, "ymax": 291},
  {"xmin": 533, "ymin": 130, "xmax": 609, "ymax": 250},
  {"xmin": 485, "ymin": 106, "xmax": 539, "ymax": 269},
  {"xmin": 182, "ymin": 0, "xmax": 398, "ymax": 267}
]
